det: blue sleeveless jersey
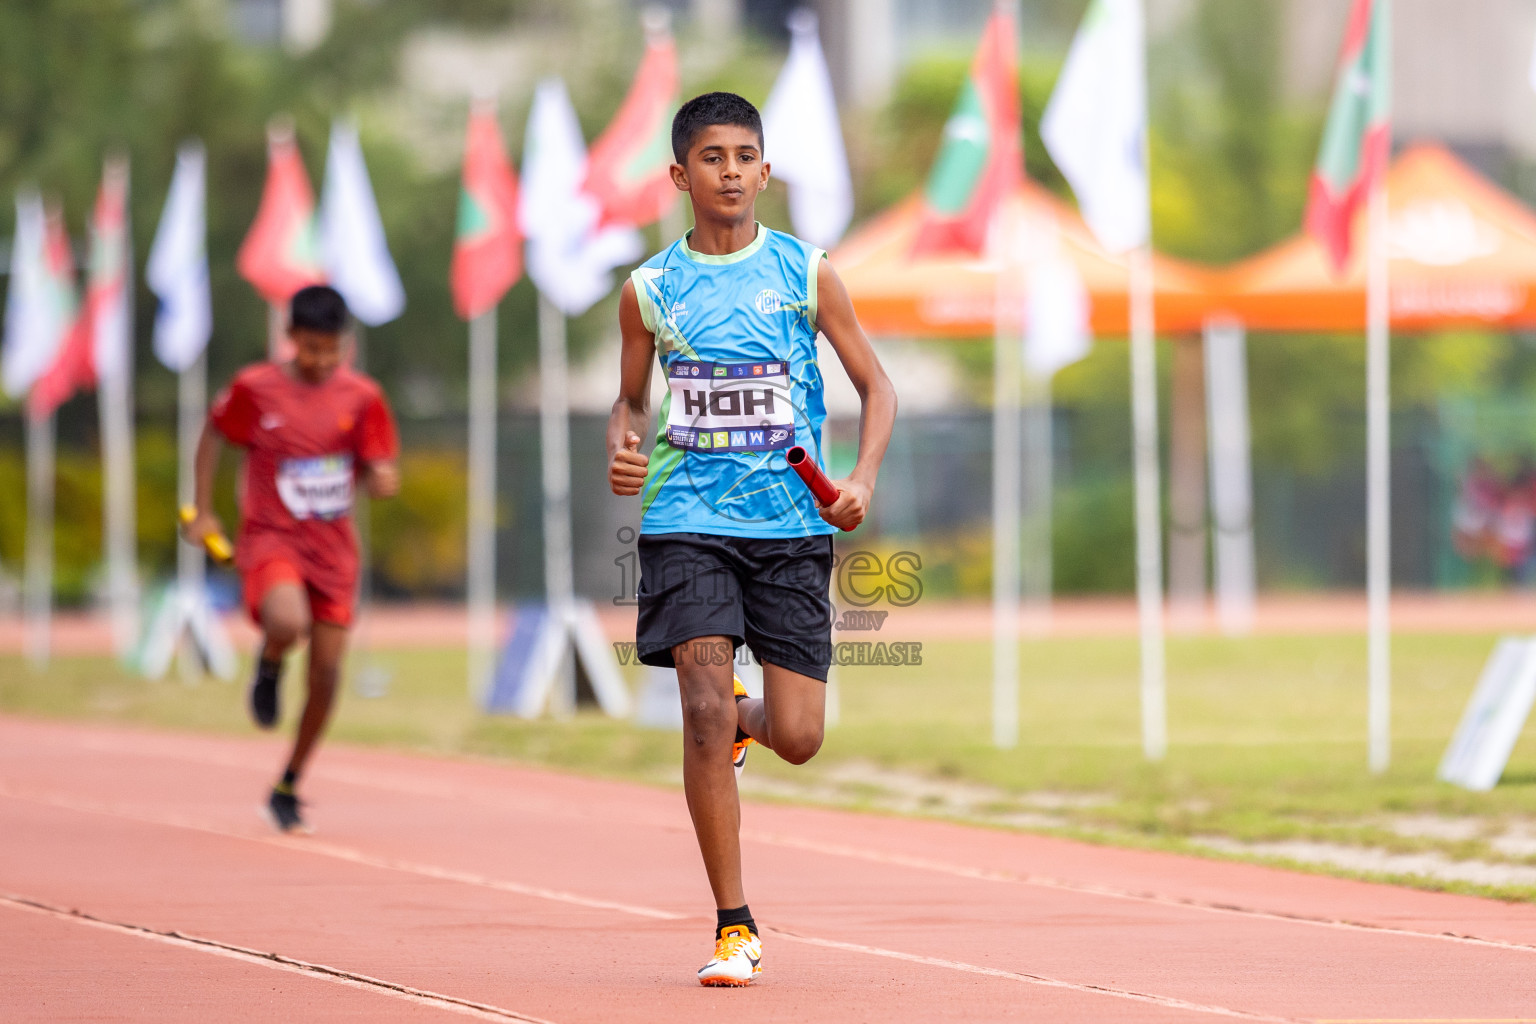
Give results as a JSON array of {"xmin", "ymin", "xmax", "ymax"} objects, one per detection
[{"xmin": 631, "ymin": 223, "xmax": 836, "ymax": 539}]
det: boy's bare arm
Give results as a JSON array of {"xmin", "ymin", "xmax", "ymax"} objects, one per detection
[
  {"xmin": 182, "ymin": 421, "xmax": 226, "ymax": 543},
  {"xmin": 363, "ymin": 460, "xmax": 399, "ymax": 498},
  {"xmin": 609, "ymin": 280, "xmax": 655, "ymax": 496},
  {"xmin": 813, "ymin": 258, "xmax": 897, "ymax": 532}
]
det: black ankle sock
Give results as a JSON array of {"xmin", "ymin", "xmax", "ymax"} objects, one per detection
[
  {"xmin": 275, "ymin": 768, "xmax": 298, "ymax": 795},
  {"xmin": 716, "ymin": 904, "xmax": 756, "ymax": 937},
  {"xmin": 258, "ymin": 657, "xmax": 282, "ymax": 682}
]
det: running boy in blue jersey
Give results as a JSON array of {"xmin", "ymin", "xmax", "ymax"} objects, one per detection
[{"xmin": 608, "ymin": 92, "xmax": 897, "ymax": 986}]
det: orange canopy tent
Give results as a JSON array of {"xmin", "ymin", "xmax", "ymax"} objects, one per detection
[
  {"xmin": 831, "ymin": 178, "xmax": 1217, "ymax": 338},
  {"xmin": 1219, "ymin": 144, "xmax": 1536, "ymax": 331}
]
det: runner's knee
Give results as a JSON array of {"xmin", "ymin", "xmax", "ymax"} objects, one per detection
[
  {"xmin": 263, "ymin": 599, "xmax": 308, "ymax": 649},
  {"xmin": 680, "ymin": 689, "xmax": 735, "ymax": 748},
  {"xmin": 773, "ymin": 723, "xmax": 823, "ymax": 765}
]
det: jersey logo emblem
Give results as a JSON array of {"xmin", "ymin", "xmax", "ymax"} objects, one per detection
[
  {"xmin": 754, "ymin": 289, "xmax": 784, "ymax": 315},
  {"xmin": 260, "ymin": 414, "xmax": 284, "ymax": 431},
  {"xmin": 670, "ymin": 301, "xmax": 688, "ymax": 320},
  {"xmin": 338, "ymin": 414, "xmax": 354, "ymax": 431}
]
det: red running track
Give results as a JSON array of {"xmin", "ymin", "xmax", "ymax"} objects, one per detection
[{"xmin": 2, "ymin": 714, "xmax": 1535, "ymax": 1023}]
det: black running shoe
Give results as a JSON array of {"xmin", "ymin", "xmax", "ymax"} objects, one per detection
[
  {"xmin": 265, "ymin": 788, "xmax": 311, "ymax": 834},
  {"xmin": 248, "ymin": 657, "xmax": 282, "ymax": 729}
]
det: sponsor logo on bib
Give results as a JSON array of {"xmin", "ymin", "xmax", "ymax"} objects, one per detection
[
  {"xmin": 276, "ymin": 454, "xmax": 354, "ymax": 521},
  {"xmin": 665, "ymin": 359, "xmax": 795, "ymax": 453}
]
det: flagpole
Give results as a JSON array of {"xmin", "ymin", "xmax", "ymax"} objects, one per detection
[
  {"xmin": 267, "ymin": 303, "xmax": 283, "ymax": 361},
  {"xmin": 991, "ymin": 208, "xmax": 1022, "ymax": 750},
  {"xmin": 1366, "ymin": 172, "xmax": 1391, "ymax": 774},
  {"xmin": 100, "ymin": 342, "xmax": 138, "ymax": 657},
  {"xmin": 1203, "ymin": 315, "xmax": 1256, "ymax": 636},
  {"xmin": 351, "ymin": 323, "xmax": 381, "ymax": 694},
  {"xmin": 176, "ymin": 351, "xmax": 207, "ymax": 683},
  {"xmin": 1021, "ymin": 370, "xmax": 1053, "ymax": 627},
  {"xmin": 24, "ymin": 412, "xmax": 56, "ymax": 669},
  {"xmin": 538, "ymin": 294, "xmax": 577, "ymax": 716},
  {"xmin": 100, "ymin": 156, "xmax": 139, "ymax": 659},
  {"xmin": 466, "ymin": 309, "xmax": 498, "ymax": 700},
  {"xmin": 1129, "ymin": 242, "xmax": 1166, "ymax": 761}
]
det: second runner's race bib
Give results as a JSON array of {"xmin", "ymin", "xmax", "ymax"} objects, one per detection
[
  {"xmin": 664, "ymin": 359, "xmax": 795, "ymax": 453},
  {"xmin": 276, "ymin": 454, "xmax": 355, "ymax": 521}
]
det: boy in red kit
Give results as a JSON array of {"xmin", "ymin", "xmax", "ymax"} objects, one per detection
[{"xmin": 182, "ymin": 285, "xmax": 399, "ymax": 833}]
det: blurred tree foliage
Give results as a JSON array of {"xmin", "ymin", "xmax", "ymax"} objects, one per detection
[
  {"xmin": 0, "ymin": 0, "xmax": 788, "ymax": 417},
  {"xmin": 6, "ymin": 0, "xmax": 1536, "ymax": 600}
]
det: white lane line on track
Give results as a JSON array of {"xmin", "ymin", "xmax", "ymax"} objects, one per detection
[
  {"xmin": 0, "ymin": 892, "xmax": 557, "ymax": 1024},
  {"xmin": 745, "ymin": 830, "xmax": 1536, "ymax": 957},
  {"xmin": 767, "ymin": 927, "xmax": 1305, "ymax": 1024},
  {"xmin": 1, "ymin": 788, "xmax": 1306, "ymax": 1022},
  {"xmin": 0, "ymin": 784, "xmax": 682, "ymax": 921},
  {"xmin": 19, "ymin": 725, "xmax": 1534, "ymax": 958}
]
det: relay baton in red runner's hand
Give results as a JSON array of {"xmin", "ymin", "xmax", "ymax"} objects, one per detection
[{"xmin": 785, "ymin": 446, "xmax": 851, "ymax": 531}]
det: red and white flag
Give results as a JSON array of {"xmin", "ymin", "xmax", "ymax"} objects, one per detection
[
  {"xmin": 30, "ymin": 160, "xmax": 133, "ymax": 419},
  {"xmin": 583, "ymin": 22, "xmax": 679, "ymax": 231},
  {"xmin": 451, "ymin": 99, "xmax": 523, "ymax": 321},
  {"xmin": 911, "ymin": 6, "xmax": 1021, "ymax": 255},
  {"xmin": 238, "ymin": 124, "xmax": 327, "ymax": 305},
  {"xmin": 1305, "ymin": 0, "xmax": 1391, "ymax": 273},
  {"xmin": 22, "ymin": 204, "xmax": 87, "ymax": 421}
]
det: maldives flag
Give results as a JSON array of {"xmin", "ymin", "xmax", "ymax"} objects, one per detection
[
  {"xmin": 237, "ymin": 125, "xmax": 327, "ymax": 304},
  {"xmin": 911, "ymin": 6, "xmax": 1020, "ymax": 256},
  {"xmin": 1305, "ymin": 0, "xmax": 1391, "ymax": 273},
  {"xmin": 26, "ymin": 206, "xmax": 87, "ymax": 421},
  {"xmin": 452, "ymin": 100, "xmax": 523, "ymax": 320},
  {"xmin": 86, "ymin": 159, "xmax": 132, "ymax": 386},
  {"xmin": 583, "ymin": 27, "xmax": 679, "ymax": 230}
]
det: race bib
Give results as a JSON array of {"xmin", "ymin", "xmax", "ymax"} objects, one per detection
[
  {"xmin": 276, "ymin": 454, "xmax": 354, "ymax": 521},
  {"xmin": 664, "ymin": 359, "xmax": 795, "ymax": 453}
]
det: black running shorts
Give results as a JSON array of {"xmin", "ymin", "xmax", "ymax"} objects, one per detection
[{"xmin": 636, "ymin": 532, "xmax": 834, "ymax": 682}]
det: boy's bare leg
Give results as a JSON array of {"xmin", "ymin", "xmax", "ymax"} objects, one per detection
[
  {"xmin": 736, "ymin": 663, "xmax": 825, "ymax": 766},
  {"xmin": 259, "ymin": 583, "xmax": 309, "ymax": 662},
  {"xmin": 285, "ymin": 621, "xmax": 347, "ymax": 778},
  {"xmin": 674, "ymin": 636, "xmax": 746, "ymax": 909}
]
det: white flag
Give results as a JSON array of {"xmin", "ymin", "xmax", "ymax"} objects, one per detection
[
  {"xmin": 1041, "ymin": 0, "xmax": 1150, "ymax": 254},
  {"xmin": 320, "ymin": 120, "xmax": 405, "ymax": 326},
  {"xmin": 2, "ymin": 191, "xmax": 63, "ymax": 397},
  {"xmin": 519, "ymin": 78, "xmax": 642, "ymax": 317},
  {"xmin": 147, "ymin": 143, "xmax": 212, "ymax": 372},
  {"xmin": 1024, "ymin": 257, "xmax": 1091, "ymax": 378},
  {"xmin": 761, "ymin": 9, "xmax": 853, "ymax": 249}
]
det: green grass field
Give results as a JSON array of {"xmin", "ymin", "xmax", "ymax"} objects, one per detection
[{"xmin": 7, "ymin": 631, "xmax": 1536, "ymax": 900}]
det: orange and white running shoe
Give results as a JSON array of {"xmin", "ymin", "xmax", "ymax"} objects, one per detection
[
  {"xmin": 731, "ymin": 674, "xmax": 755, "ymax": 779},
  {"xmin": 698, "ymin": 924, "xmax": 762, "ymax": 986}
]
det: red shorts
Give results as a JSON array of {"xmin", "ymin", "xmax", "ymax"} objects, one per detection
[{"xmin": 240, "ymin": 532, "xmax": 358, "ymax": 629}]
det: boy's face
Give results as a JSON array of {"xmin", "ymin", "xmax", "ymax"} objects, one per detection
[
  {"xmin": 290, "ymin": 326, "xmax": 345, "ymax": 384},
  {"xmin": 671, "ymin": 124, "xmax": 770, "ymax": 221}
]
